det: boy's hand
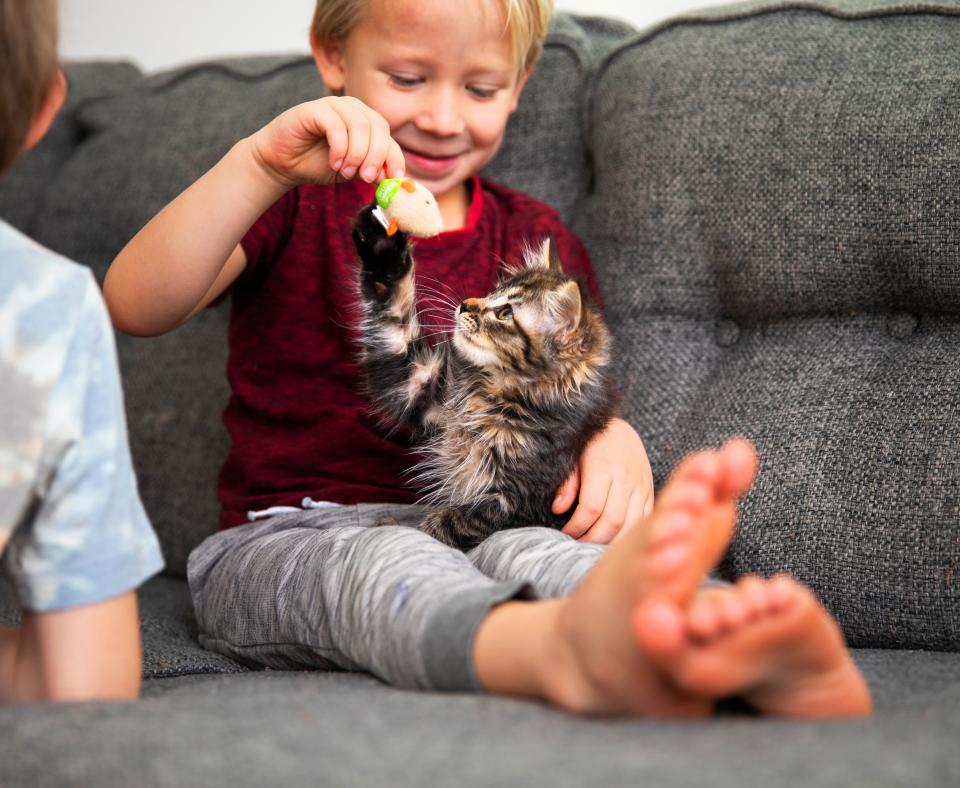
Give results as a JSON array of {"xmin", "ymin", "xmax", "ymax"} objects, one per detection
[
  {"xmin": 552, "ymin": 418, "xmax": 654, "ymax": 545},
  {"xmin": 248, "ymin": 96, "xmax": 406, "ymax": 190}
]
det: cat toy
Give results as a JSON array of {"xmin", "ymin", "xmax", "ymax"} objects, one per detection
[{"xmin": 373, "ymin": 178, "xmax": 443, "ymax": 238}]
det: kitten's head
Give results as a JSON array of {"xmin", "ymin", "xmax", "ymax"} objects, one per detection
[{"xmin": 453, "ymin": 239, "xmax": 610, "ymax": 388}]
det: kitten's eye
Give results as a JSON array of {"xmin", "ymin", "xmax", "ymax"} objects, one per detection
[{"xmin": 496, "ymin": 305, "xmax": 513, "ymax": 321}]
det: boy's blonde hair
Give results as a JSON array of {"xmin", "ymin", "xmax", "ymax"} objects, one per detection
[
  {"xmin": 0, "ymin": 0, "xmax": 59, "ymax": 174},
  {"xmin": 312, "ymin": 0, "xmax": 554, "ymax": 74}
]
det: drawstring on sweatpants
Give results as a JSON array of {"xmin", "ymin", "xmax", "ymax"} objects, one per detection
[{"xmin": 247, "ymin": 497, "xmax": 340, "ymax": 522}]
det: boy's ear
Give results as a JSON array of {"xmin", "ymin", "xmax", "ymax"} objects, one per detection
[
  {"xmin": 21, "ymin": 70, "xmax": 67, "ymax": 153},
  {"xmin": 310, "ymin": 31, "xmax": 347, "ymax": 94},
  {"xmin": 508, "ymin": 67, "xmax": 533, "ymax": 113}
]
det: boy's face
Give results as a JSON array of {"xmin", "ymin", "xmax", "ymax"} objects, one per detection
[{"xmin": 313, "ymin": 0, "xmax": 530, "ymax": 203}]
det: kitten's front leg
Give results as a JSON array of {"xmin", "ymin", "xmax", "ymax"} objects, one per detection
[
  {"xmin": 353, "ymin": 201, "xmax": 415, "ymax": 305},
  {"xmin": 353, "ymin": 202, "xmax": 441, "ymax": 432},
  {"xmin": 421, "ymin": 503, "xmax": 507, "ymax": 551}
]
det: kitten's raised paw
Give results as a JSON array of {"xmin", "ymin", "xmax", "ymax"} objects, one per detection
[{"xmin": 353, "ymin": 201, "xmax": 413, "ymax": 299}]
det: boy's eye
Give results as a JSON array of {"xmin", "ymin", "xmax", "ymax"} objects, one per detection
[
  {"xmin": 389, "ymin": 74, "xmax": 423, "ymax": 88},
  {"xmin": 495, "ymin": 305, "xmax": 513, "ymax": 321},
  {"xmin": 467, "ymin": 85, "xmax": 498, "ymax": 100}
]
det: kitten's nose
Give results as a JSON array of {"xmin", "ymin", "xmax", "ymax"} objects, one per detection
[{"xmin": 460, "ymin": 298, "xmax": 482, "ymax": 315}]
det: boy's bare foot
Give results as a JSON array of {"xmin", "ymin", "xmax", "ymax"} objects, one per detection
[
  {"xmin": 634, "ymin": 575, "xmax": 873, "ymax": 718},
  {"xmin": 532, "ymin": 439, "xmax": 758, "ymax": 716}
]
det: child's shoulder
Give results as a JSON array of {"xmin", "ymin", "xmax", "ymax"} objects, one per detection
[{"xmin": 0, "ymin": 219, "xmax": 102, "ymax": 344}]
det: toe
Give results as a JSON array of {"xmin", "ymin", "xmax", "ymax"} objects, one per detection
[
  {"xmin": 736, "ymin": 575, "xmax": 770, "ymax": 618},
  {"xmin": 632, "ymin": 599, "xmax": 688, "ymax": 662},
  {"xmin": 768, "ymin": 574, "xmax": 800, "ymax": 610},
  {"xmin": 656, "ymin": 479, "xmax": 712, "ymax": 515},
  {"xmin": 648, "ymin": 510, "xmax": 694, "ymax": 547},
  {"xmin": 687, "ymin": 595, "xmax": 725, "ymax": 640},
  {"xmin": 718, "ymin": 438, "xmax": 758, "ymax": 497},
  {"xmin": 718, "ymin": 593, "xmax": 749, "ymax": 630}
]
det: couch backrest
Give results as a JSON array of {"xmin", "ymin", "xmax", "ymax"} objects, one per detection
[
  {"xmin": 583, "ymin": 0, "xmax": 960, "ymax": 649},
  {"xmin": 0, "ymin": 13, "xmax": 625, "ymax": 576}
]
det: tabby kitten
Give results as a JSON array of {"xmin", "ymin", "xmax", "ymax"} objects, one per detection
[{"xmin": 353, "ymin": 202, "xmax": 619, "ymax": 550}]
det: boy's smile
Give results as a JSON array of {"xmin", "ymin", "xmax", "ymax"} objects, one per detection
[{"xmin": 312, "ymin": 0, "xmax": 530, "ymax": 229}]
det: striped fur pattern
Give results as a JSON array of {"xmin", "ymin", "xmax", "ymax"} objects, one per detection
[{"xmin": 353, "ymin": 203, "xmax": 618, "ymax": 550}]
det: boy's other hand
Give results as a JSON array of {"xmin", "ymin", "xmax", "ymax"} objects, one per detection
[
  {"xmin": 552, "ymin": 418, "xmax": 655, "ymax": 545},
  {"xmin": 248, "ymin": 96, "xmax": 406, "ymax": 190}
]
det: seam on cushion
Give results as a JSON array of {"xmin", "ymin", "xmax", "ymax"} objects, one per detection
[
  {"xmin": 143, "ymin": 12, "xmax": 593, "ymax": 96},
  {"xmin": 582, "ymin": 1, "xmax": 960, "ymax": 160},
  {"xmin": 145, "ymin": 56, "xmax": 315, "ymax": 94}
]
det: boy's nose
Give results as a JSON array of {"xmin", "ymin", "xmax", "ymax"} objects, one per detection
[{"xmin": 418, "ymin": 89, "xmax": 466, "ymax": 137}]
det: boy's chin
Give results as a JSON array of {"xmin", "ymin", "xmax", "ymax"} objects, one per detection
[{"xmin": 406, "ymin": 169, "xmax": 466, "ymax": 198}]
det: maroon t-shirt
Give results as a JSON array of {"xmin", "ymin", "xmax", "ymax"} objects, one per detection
[{"xmin": 219, "ymin": 174, "xmax": 600, "ymax": 529}]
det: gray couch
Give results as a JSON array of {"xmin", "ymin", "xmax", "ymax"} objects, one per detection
[{"xmin": 1, "ymin": 2, "xmax": 958, "ymax": 785}]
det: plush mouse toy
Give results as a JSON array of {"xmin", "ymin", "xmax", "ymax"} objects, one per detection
[{"xmin": 373, "ymin": 178, "xmax": 443, "ymax": 238}]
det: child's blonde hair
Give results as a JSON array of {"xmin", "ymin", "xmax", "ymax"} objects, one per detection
[
  {"xmin": 312, "ymin": 0, "xmax": 554, "ymax": 74},
  {"xmin": 0, "ymin": 0, "xmax": 59, "ymax": 174}
]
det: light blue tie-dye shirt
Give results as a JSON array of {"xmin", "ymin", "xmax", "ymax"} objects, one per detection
[{"xmin": 0, "ymin": 220, "xmax": 163, "ymax": 612}]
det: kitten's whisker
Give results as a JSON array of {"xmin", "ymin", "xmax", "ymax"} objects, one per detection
[
  {"xmin": 416, "ymin": 295, "xmax": 460, "ymax": 312},
  {"xmin": 416, "ymin": 274, "xmax": 463, "ymax": 300},
  {"xmin": 418, "ymin": 308, "xmax": 457, "ymax": 321}
]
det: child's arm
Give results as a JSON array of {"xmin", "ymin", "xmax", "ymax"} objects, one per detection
[
  {"xmin": 551, "ymin": 417, "xmax": 655, "ymax": 544},
  {"xmin": 104, "ymin": 97, "xmax": 405, "ymax": 336}
]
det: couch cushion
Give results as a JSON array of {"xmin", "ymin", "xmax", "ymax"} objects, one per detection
[
  {"xmin": 0, "ymin": 62, "xmax": 142, "ymax": 235},
  {"xmin": 0, "ymin": 650, "xmax": 957, "ymax": 786},
  {"xmin": 584, "ymin": 0, "xmax": 960, "ymax": 649},
  {"xmin": 15, "ymin": 13, "xmax": 616, "ymax": 576}
]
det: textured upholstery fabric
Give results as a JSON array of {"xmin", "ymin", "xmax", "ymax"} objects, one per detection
[
  {"xmin": 0, "ymin": 626, "xmax": 957, "ymax": 787},
  {"xmin": 0, "ymin": 62, "xmax": 142, "ymax": 234},
  {"xmin": 582, "ymin": 1, "xmax": 960, "ymax": 650}
]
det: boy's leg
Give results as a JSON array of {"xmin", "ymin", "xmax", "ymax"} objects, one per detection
[
  {"xmin": 0, "ymin": 591, "xmax": 141, "ymax": 703},
  {"xmin": 467, "ymin": 527, "xmax": 604, "ymax": 599},
  {"xmin": 187, "ymin": 504, "xmax": 534, "ymax": 691}
]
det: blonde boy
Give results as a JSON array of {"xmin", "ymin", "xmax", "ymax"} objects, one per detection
[
  {"xmin": 104, "ymin": 0, "xmax": 871, "ymax": 717},
  {"xmin": 0, "ymin": 0, "xmax": 164, "ymax": 703}
]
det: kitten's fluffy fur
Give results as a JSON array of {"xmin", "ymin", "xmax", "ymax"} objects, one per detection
[{"xmin": 353, "ymin": 203, "xmax": 618, "ymax": 549}]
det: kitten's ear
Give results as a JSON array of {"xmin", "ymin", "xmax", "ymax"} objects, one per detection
[
  {"xmin": 524, "ymin": 238, "xmax": 562, "ymax": 271},
  {"xmin": 548, "ymin": 280, "xmax": 583, "ymax": 334},
  {"xmin": 546, "ymin": 237, "xmax": 563, "ymax": 273}
]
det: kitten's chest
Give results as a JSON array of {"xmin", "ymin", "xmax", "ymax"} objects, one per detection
[{"xmin": 426, "ymin": 394, "xmax": 539, "ymax": 500}]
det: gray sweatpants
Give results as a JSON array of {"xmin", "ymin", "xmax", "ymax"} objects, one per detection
[{"xmin": 187, "ymin": 504, "xmax": 605, "ymax": 692}]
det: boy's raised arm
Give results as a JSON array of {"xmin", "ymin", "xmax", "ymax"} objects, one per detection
[{"xmin": 103, "ymin": 97, "xmax": 405, "ymax": 337}]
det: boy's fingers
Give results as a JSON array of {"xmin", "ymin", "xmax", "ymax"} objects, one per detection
[
  {"xmin": 578, "ymin": 475, "xmax": 630, "ymax": 544},
  {"xmin": 612, "ymin": 488, "xmax": 649, "ymax": 544},
  {"xmin": 331, "ymin": 100, "xmax": 373, "ymax": 179},
  {"xmin": 385, "ymin": 138, "xmax": 406, "ymax": 179},
  {"xmin": 561, "ymin": 476, "xmax": 611, "ymax": 540},
  {"xmin": 358, "ymin": 116, "xmax": 392, "ymax": 183},
  {"xmin": 643, "ymin": 490, "xmax": 654, "ymax": 519},
  {"xmin": 301, "ymin": 101, "xmax": 348, "ymax": 176},
  {"xmin": 552, "ymin": 467, "xmax": 579, "ymax": 515}
]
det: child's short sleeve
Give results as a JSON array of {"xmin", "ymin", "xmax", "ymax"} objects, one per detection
[
  {"xmin": 0, "ymin": 248, "xmax": 164, "ymax": 612},
  {"xmin": 239, "ymin": 188, "xmax": 299, "ymax": 273}
]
